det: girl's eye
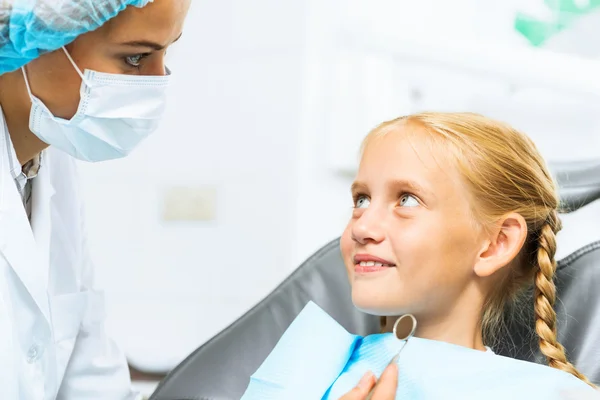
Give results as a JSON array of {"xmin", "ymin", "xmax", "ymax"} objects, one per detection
[
  {"xmin": 399, "ymin": 194, "xmax": 419, "ymax": 207},
  {"xmin": 355, "ymin": 195, "xmax": 371, "ymax": 209}
]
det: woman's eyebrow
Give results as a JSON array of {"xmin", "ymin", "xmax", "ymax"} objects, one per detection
[{"xmin": 118, "ymin": 32, "xmax": 183, "ymax": 51}]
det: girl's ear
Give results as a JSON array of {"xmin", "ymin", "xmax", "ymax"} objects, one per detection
[{"xmin": 474, "ymin": 213, "xmax": 527, "ymax": 277}]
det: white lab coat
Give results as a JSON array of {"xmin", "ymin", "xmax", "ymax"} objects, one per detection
[{"xmin": 0, "ymin": 109, "xmax": 139, "ymax": 399}]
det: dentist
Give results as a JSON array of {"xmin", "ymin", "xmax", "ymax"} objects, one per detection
[
  {"xmin": 0, "ymin": 1, "xmax": 399, "ymax": 399},
  {"xmin": 0, "ymin": 0, "xmax": 190, "ymax": 398}
]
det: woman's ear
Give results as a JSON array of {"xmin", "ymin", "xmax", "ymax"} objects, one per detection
[{"xmin": 473, "ymin": 213, "xmax": 528, "ymax": 277}]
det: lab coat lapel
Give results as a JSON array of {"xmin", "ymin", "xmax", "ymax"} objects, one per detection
[
  {"xmin": 31, "ymin": 151, "xmax": 55, "ymax": 299},
  {"xmin": 0, "ymin": 154, "xmax": 52, "ymax": 323}
]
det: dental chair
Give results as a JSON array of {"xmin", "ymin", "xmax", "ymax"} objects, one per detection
[{"xmin": 149, "ymin": 161, "xmax": 600, "ymax": 400}]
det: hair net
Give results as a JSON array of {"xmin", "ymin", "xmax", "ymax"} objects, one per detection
[{"xmin": 0, "ymin": 0, "xmax": 153, "ymax": 75}]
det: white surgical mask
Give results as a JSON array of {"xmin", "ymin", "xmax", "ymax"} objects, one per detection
[{"xmin": 22, "ymin": 47, "xmax": 171, "ymax": 162}]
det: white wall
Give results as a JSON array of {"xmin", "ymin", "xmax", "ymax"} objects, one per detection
[
  {"xmin": 78, "ymin": 0, "xmax": 600, "ymax": 372},
  {"xmin": 79, "ymin": 0, "xmax": 310, "ymax": 371},
  {"xmin": 296, "ymin": 0, "xmax": 600, "ymax": 261}
]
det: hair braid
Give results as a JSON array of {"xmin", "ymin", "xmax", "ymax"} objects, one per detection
[{"xmin": 534, "ymin": 211, "xmax": 595, "ymax": 387}]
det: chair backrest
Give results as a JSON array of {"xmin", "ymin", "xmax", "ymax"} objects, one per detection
[
  {"xmin": 493, "ymin": 241, "xmax": 600, "ymax": 380},
  {"xmin": 150, "ymin": 239, "xmax": 379, "ymax": 400},
  {"xmin": 150, "ymin": 160, "xmax": 600, "ymax": 400},
  {"xmin": 552, "ymin": 160, "xmax": 600, "ymax": 211}
]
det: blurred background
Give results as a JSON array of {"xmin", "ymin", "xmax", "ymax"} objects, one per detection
[{"xmin": 75, "ymin": 0, "xmax": 600, "ymax": 394}]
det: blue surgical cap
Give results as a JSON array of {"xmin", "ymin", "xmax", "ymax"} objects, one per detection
[{"xmin": 0, "ymin": 0, "xmax": 153, "ymax": 75}]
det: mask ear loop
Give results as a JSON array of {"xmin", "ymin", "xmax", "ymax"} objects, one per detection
[
  {"xmin": 21, "ymin": 65, "xmax": 67, "ymax": 124},
  {"xmin": 21, "ymin": 66, "xmax": 35, "ymax": 101},
  {"xmin": 61, "ymin": 47, "xmax": 93, "ymax": 88},
  {"xmin": 20, "ymin": 47, "xmax": 92, "ymax": 103}
]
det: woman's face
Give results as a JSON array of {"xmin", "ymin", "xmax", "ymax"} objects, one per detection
[
  {"xmin": 23, "ymin": 0, "xmax": 191, "ymax": 119},
  {"xmin": 340, "ymin": 125, "xmax": 488, "ymax": 320}
]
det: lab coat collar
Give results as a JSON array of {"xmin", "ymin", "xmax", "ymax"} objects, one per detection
[{"xmin": 0, "ymin": 110, "xmax": 54, "ymax": 323}]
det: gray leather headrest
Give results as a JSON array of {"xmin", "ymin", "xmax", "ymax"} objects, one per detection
[{"xmin": 552, "ymin": 159, "xmax": 600, "ymax": 212}]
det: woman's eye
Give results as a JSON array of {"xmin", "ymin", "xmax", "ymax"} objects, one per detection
[
  {"xmin": 355, "ymin": 196, "xmax": 371, "ymax": 209},
  {"xmin": 399, "ymin": 194, "xmax": 419, "ymax": 207},
  {"xmin": 125, "ymin": 54, "xmax": 146, "ymax": 67}
]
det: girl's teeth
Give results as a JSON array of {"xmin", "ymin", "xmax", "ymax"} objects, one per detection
[{"xmin": 359, "ymin": 261, "xmax": 390, "ymax": 267}]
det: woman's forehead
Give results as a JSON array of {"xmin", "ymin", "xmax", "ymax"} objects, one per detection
[{"xmin": 103, "ymin": 0, "xmax": 189, "ymax": 42}]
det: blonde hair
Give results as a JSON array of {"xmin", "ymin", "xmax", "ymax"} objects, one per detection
[{"xmin": 365, "ymin": 112, "xmax": 594, "ymax": 387}]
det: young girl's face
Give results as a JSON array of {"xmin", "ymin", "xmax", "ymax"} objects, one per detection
[{"xmin": 341, "ymin": 125, "xmax": 488, "ymax": 319}]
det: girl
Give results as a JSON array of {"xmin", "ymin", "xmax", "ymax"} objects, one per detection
[{"xmin": 242, "ymin": 112, "xmax": 597, "ymax": 399}]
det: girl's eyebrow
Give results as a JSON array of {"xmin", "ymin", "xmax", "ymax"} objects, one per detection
[
  {"xmin": 350, "ymin": 181, "xmax": 368, "ymax": 194},
  {"xmin": 351, "ymin": 179, "xmax": 432, "ymax": 197},
  {"xmin": 387, "ymin": 179, "xmax": 433, "ymax": 199}
]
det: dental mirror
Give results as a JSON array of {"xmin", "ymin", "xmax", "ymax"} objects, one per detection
[{"xmin": 365, "ymin": 314, "xmax": 417, "ymax": 399}]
